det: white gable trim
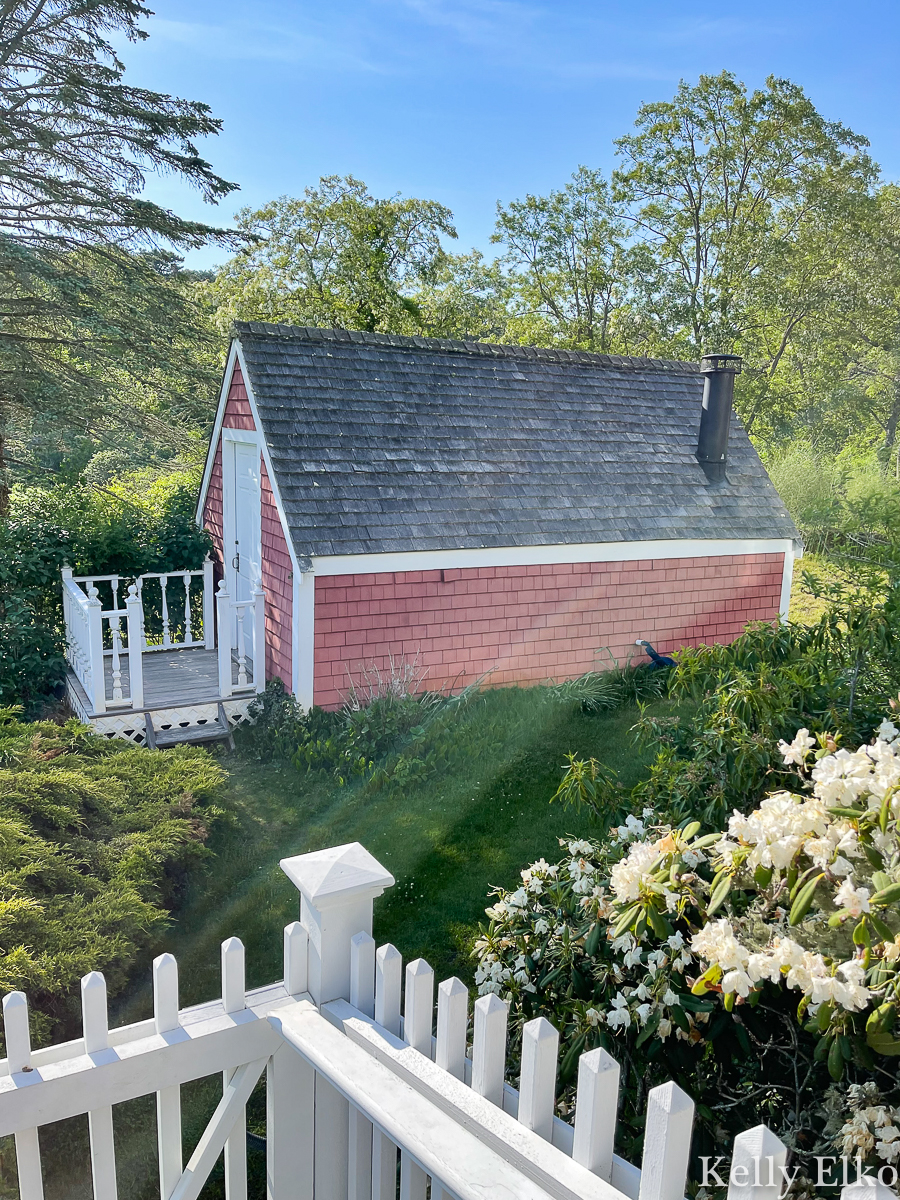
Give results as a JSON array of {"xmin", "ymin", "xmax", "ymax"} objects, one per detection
[
  {"xmin": 309, "ymin": 537, "xmax": 797, "ymax": 577},
  {"xmin": 195, "ymin": 340, "xmax": 240, "ymax": 525}
]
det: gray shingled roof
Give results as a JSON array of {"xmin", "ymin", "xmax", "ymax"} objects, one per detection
[{"xmin": 233, "ymin": 322, "xmax": 798, "ymax": 562}]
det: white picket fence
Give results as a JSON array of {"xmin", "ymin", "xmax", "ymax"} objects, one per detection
[{"xmin": 0, "ymin": 843, "xmax": 886, "ymax": 1200}]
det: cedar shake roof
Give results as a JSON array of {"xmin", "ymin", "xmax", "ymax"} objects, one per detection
[{"xmin": 232, "ymin": 321, "xmax": 799, "ymax": 562}]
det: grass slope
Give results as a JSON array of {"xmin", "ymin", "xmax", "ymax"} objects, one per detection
[{"xmin": 115, "ymin": 687, "xmax": 663, "ymax": 1023}]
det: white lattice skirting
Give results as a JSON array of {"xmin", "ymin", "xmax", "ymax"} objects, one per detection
[{"xmin": 65, "ymin": 684, "xmax": 256, "ymax": 745}]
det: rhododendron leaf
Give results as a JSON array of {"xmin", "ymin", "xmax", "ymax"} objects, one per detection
[
  {"xmin": 866, "ymin": 1002, "xmax": 897, "ymax": 1035},
  {"xmin": 707, "ymin": 872, "xmax": 733, "ymax": 916},
  {"xmin": 790, "ymin": 865, "xmax": 821, "ymax": 903},
  {"xmin": 680, "ymin": 994, "xmax": 714, "ymax": 1012},
  {"xmin": 754, "ymin": 864, "xmax": 774, "ymax": 888},
  {"xmin": 827, "ymin": 1036, "xmax": 844, "ymax": 1080},
  {"xmin": 646, "ymin": 904, "xmax": 670, "ymax": 939},
  {"xmin": 870, "ymin": 913, "xmax": 894, "ymax": 944},
  {"xmin": 671, "ymin": 1004, "xmax": 691, "ymax": 1031},
  {"xmin": 814, "ymin": 1034, "xmax": 832, "ymax": 1063},
  {"xmin": 724, "ymin": 991, "xmax": 736, "ymax": 1012},
  {"xmin": 871, "ymin": 882, "xmax": 900, "ymax": 906},
  {"xmin": 584, "ymin": 921, "xmax": 602, "ymax": 957},
  {"xmin": 612, "ymin": 904, "xmax": 640, "ymax": 939},
  {"xmin": 789, "ymin": 872, "xmax": 824, "ymax": 925},
  {"xmin": 635, "ymin": 1009, "xmax": 662, "ymax": 1047},
  {"xmin": 828, "ymin": 806, "xmax": 867, "ymax": 819},
  {"xmin": 862, "ymin": 842, "xmax": 885, "ymax": 870},
  {"xmin": 691, "ymin": 833, "xmax": 721, "ymax": 850},
  {"xmin": 828, "ymin": 909, "xmax": 851, "ymax": 927},
  {"xmin": 881, "ymin": 792, "xmax": 892, "ymax": 835},
  {"xmin": 558, "ymin": 1032, "xmax": 587, "ymax": 1084},
  {"xmin": 853, "ymin": 918, "xmax": 871, "ymax": 947},
  {"xmin": 817, "ymin": 1000, "xmax": 834, "ymax": 1032},
  {"xmin": 873, "ymin": 872, "xmax": 892, "ymax": 895},
  {"xmin": 865, "ymin": 1031, "xmax": 900, "ymax": 1056},
  {"xmin": 839, "ymin": 1034, "xmax": 853, "ymax": 1062}
]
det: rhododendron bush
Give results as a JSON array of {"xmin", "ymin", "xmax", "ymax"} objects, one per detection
[{"xmin": 473, "ymin": 716, "xmax": 900, "ymax": 1182}]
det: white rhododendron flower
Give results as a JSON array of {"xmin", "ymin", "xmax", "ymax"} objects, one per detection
[
  {"xmin": 778, "ymin": 727, "xmax": 815, "ymax": 765},
  {"xmin": 834, "ymin": 878, "xmax": 871, "ymax": 917}
]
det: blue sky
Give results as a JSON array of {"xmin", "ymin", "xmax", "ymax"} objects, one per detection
[{"xmin": 120, "ymin": 0, "xmax": 900, "ymax": 270}]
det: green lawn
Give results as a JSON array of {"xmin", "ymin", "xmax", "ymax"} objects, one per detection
[
  {"xmin": 114, "ymin": 686, "xmax": 664, "ymax": 1024},
  {"xmin": 32, "ymin": 687, "xmax": 667, "ymax": 1200}
]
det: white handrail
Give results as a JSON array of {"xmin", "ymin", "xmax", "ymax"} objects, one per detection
[{"xmin": 62, "ymin": 560, "xmax": 214, "ymax": 713}]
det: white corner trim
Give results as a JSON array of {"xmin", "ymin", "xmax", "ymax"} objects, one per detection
[
  {"xmin": 779, "ymin": 538, "xmax": 803, "ymax": 622},
  {"xmin": 293, "ymin": 571, "xmax": 316, "ymax": 709},
  {"xmin": 196, "ymin": 340, "xmax": 240, "ymax": 525},
  {"xmin": 310, "ymin": 537, "xmax": 796, "ymax": 578}
]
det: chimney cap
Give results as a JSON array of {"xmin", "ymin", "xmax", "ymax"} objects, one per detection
[{"xmin": 700, "ymin": 353, "xmax": 742, "ymax": 375}]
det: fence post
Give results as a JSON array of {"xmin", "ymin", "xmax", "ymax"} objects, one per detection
[
  {"xmin": 124, "ymin": 584, "xmax": 144, "ymax": 710},
  {"xmin": 280, "ymin": 844, "xmax": 394, "ymax": 1200},
  {"xmin": 216, "ymin": 581, "xmax": 233, "ymax": 699},
  {"xmin": 203, "ymin": 557, "xmax": 216, "ymax": 650},
  {"xmin": 86, "ymin": 584, "xmax": 106, "ymax": 714},
  {"xmin": 252, "ymin": 587, "xmax": 266, "ymax": 693},
  {"xmin": 280, "ymin": 842, "xmax": 395, "ymax": 1007}
]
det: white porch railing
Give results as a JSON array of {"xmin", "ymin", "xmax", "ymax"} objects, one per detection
[
  {"xmin": 1, "ymin": 841, "xmax": 874, "ymax": 1200},
  {"xmin": 216, "ymin": 580, "xmax": 265, "ymax": 697},
  {"xmin": 61, "ymin": 560, "xmax": 265, "ymax": 712}
]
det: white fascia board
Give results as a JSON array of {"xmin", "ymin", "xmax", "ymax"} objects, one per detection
[
  {"xmin": 234, "ymin": 341, "xmax": 303, "ymax": 579},
  {"xmin": 195, "ymin": 340, "xmax": 240, "ymax": 525},
  {"xmin": 310, "ymin": 537, "xmax": 795, "ymax": 578}
]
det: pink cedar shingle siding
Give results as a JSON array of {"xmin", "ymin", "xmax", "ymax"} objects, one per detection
[
  {"xmin": 202, "ymin": 360, "xmax": 293, "ymax": 688},
  {"xmin": 312, "ymin": 554, "xmax": 785, "ymax": 709}
]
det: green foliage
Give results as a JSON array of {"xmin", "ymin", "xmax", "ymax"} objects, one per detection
[
  {"xmin": 554, "ymin": 574, "xmax": 900, "ymax": 830},
  {"xmin": 0, "ymin": 1, "xmax": 241, "ymax": 499},
  {"xmin": 205, "ymin": 176, "xmax": 457, "ymax": 336},
  {"xmin": 0, "ymin": 474, "xmax": 212, "ymax": 709},
  {"xmin": 0, "ymin": 708, "xmax": 224, "ymax": 1052},
  {"xmin": 547, "ymin": 658, "xmax": 668, "ymax": 713}
]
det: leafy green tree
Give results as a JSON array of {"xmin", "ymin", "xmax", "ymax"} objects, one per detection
[
  {"xmin": 0, "ymin": 0, "xmax": 241, "ymax": 511},
  {"xmin": 492, "ymin": 166, "xmax": 652, "ymax": 352},
  {"xmin": 411, "ymin": 250, "xmax": 509, "ymax": 342},
  {"xmin": 206, "ymin": 176, "xmax": 458, "ymax": 335}
]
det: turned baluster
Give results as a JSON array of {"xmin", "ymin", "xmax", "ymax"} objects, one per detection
[
  {"xmin": 160, "ymin": 575, "xmax": 171, "ymax": 648},
  {"xmin": 236, "ymin": 605, "xmax": 248, "ymax": 687},
  {"xmin": 110, "ymin": 616, "xmax": 124, "ymax": 701},
  {"xmin": 182, "ymin": 572, "xmax": 193, "ymax": 645}
]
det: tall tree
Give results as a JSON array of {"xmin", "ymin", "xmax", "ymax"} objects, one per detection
[
  {"xmin": 0, "ymin": 0, "xmax": 241, "ymax": 511},
  {"xmin": 206, "ymin": 176, "xmax": 457, "ymax": 336},
  {"xmin": 611, "ymin": 71, "xmax": 879, "ymax": 437},
  {"xmin": 492, "ymin": 166, "xmax": 652, "ymax": 352}
]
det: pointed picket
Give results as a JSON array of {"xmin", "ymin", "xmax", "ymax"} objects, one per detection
[
  {"xmin": 375, "ymin": 944, "xmax": 402, "ymax": 1037},
  {"xmin": 572, "ymin": 1047, "xmax": 620, "ymax": 1182},
  {"xmin": 638, "ymin": 1081, "xmax": 695, "ymax": 1200},
  {"xmin": 3, "ymin": 992, "xmax": 44, "ymax": 1200},
  {"xmin": 472, "ymin": 994, "xmax": 507, "ymax": 1107},
  {"xmin": 435, "ymin": 978, "xmax": 468, "ymax": 1081}
]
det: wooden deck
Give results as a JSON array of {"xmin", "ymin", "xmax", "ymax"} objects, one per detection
[{"xmin": 69, "ymin": 647, "xmax": 254, "ymax": 716}]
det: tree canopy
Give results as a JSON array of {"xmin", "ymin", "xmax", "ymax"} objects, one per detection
[{"xmin": 0, "ymin": 0, "xmax": 241, "ymax": 510}]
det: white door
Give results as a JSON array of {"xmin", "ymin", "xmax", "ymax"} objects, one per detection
[{"xmin": 226, "ymin": 439, "xmax": 261, "ymax": 600}]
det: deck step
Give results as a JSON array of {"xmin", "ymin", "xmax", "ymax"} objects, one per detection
[{"xmin": 146, "ymin": 703, "xmax": 235, "ymax": 751}]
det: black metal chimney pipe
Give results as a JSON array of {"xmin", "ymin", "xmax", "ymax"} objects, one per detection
[{"xmin": 696, "ymin": 353, "xmax": 742, "ymax": 482}]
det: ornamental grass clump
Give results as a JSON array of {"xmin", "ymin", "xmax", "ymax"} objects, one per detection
[{"xmin": 473, "ymin": 711, "xmax": 900, "ymax": 1180}]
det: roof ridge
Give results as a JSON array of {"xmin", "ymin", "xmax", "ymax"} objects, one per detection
[{"xmin": 231, "ymin": 320, "xmax": 701, "ymax": 375}]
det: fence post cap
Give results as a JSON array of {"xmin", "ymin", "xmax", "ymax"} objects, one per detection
[{"xmin": 280, "ymin": 842, "xmax": 394, "ymax": 909}]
